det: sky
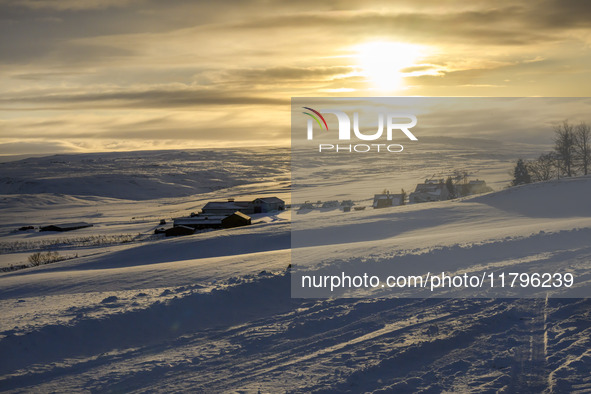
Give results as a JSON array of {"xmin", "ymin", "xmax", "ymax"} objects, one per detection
[{"xmin": 1, "ymin": 0, "xmax": 591, "ymax": 157}]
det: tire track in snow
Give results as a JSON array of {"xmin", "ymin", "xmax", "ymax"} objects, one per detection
[{"xmin": 507, "ymin": 298, "xmax": 548, "ymax": 392}]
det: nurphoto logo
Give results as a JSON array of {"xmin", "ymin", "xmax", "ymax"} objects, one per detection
[{"xmin": 302, "ymin": 107, "xmax": 418, "ymax": 153}]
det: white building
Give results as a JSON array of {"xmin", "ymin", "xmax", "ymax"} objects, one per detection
[
  {"xmin": 373, "ymin": 192, "xmax": 404, "ymax": 208},
  {"xmin": 409, "ymin": 179, "xmax": 450, "ymax": 203}
]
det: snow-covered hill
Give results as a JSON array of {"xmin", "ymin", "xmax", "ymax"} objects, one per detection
[
  {"xmin": 1, "ymin": 155, "xmax": 590, "ymax": 391},
  {"xmin": 0, "ymin": 148, "xmax": 290, "ymax": 200}
]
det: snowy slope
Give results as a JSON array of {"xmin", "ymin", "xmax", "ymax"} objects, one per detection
[
  {"xmin": 291, "ymin": 176, "xmax": 591, "ymax": 298},
  {"xmin": 0, "ymin": 148, "xmax": 290, "ymax": 200},
  {"xmin": 1, "ymin": 161, "xmax": 591, "ymax": 391}
]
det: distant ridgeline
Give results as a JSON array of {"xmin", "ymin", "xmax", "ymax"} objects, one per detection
[{"xmin": 0, "ymin": 149, "xmax": 290, "ymax": 200}]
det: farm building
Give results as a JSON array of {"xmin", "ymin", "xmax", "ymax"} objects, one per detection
[
  {"xmin": 373, "ymin": 192, "xmax": 404, "ymax": 208},
  {"xmin": 201, "ymin": 199, "xmax": 254, "ymax": 216},
  {"xmin": 298, "ymin": 201, "xmax": 316, "ymax": 210},
  {"xmin": 340, "ymin": 200, "xmax": 354, "ymax": 208},
  {"xmin": 40, "ymin": 222, "xmax": 93, "ymax": 232},
  {"xmin": 164, "ymin": 225, "xmax": 195, "ymax": 237},
  {"xmin": 173, "ymin": 216, "xmax": 226, "ymax": 230},
  {"xmin": 172, "ymin": 212, "xmax": 252, "ymax": 230},
  {"xmin": 221, "ymin": 212, "xmax": 252, "ymax": 228},
  {"xmin": 321, "ymin": 200, "xmax": 340, "ymax": 209},
  {"xmin": 409, "ymin": 179, "xmax": 450, "ymax": 203},
  {"xmin": 253, "ymin": 197, "xmax": 285, "ymax": 213},
  {"xmin": 201, "ymin": 196, "xmax": 285, "ymax": 215}
]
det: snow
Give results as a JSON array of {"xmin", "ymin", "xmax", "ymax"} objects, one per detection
[
  {"xmin": 1, "ymin": 147, "xmax": 590, "ymax": 392},
  {"xmin": 0, "ymin": 148, "xmax": 290, "ymax": 200}
]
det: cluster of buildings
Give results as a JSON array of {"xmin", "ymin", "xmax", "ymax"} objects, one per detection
[
  {"xmin": 296, "ymin": 178, "xmax": 491, "ymax": 213},
  {"xmin": 372, "ymin": 179, "xmax": 491, "ymax": 209},
  {"xmin": 160, "ymin": 179, "xmax": 488, "ymax": 236},
  {"xmin": 298, "ymin": 200, "xmax": 356, "ymax": 212},
  {"xmin": 159, "ymin": 196, "xmax": 285, "ymax": 236}
]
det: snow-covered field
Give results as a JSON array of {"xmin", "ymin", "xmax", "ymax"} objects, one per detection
[{"xmin": 1, "ymin": 147, "xmax": 590, "ymax": 392}]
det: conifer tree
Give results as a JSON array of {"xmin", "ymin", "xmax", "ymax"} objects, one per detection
[{"xmin": 512, "ymin": 158, "xmax": 532, "ymax": 186}]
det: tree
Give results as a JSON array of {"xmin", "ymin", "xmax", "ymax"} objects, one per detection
[
  {"xmin": 512, "ymin": 158, "xmax": 531, "ymax": 186},
  {"xmin": 452, "ymin": 169, "xmax": 468, "ymax": 184},
  {"xmin": 554, "ymin": 120, "xmax": 576, "ymax": 177},
  {"xmin": 574, "ymin": 122, "xmax": 591, "ymax": 175},
  {"xmin": 445, "ymin": 176, "xmax": 456, "ymax": 199},
  {"xmin": 527, "ymin": 152, "xmax": 557, "ymax": 182}
]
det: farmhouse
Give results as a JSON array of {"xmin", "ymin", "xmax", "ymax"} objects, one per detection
[
  {"xmin": 253, "ymin": 197, "xmax": 285, "ymax": 213},
  {"xmin": 409, "ymin": 179, "xmax": 450, "ymax": 203},
  {"xmin": 373, "ymin": 192, "xmax": 404, "ymax": 209},
  {"xmin": 201, "ymin": 196, "xmax": 285, "ymax": 215},
  {"xmin": 201, "ymin": 199, "xmax": 254, "ymax": 216},
  {"xmin": 40, "ymin": 222, "xmax": 93, "ymax": 232}
]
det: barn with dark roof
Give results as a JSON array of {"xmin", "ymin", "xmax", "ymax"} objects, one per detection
[{"xmin": 221, "ymin": 211, "xmax": 252, "ymax": 228}]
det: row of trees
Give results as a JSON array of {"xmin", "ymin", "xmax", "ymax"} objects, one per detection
[{"xmin": 512, "ymin": 121, "xmax": 591, "ymax": 186}]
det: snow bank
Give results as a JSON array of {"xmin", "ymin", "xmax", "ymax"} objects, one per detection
[{"xmin": 467, "ymin": 175, "xmax": 591, "ymax": 218}]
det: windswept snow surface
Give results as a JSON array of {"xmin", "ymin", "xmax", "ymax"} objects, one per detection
[
  {"xmin": 0, "ymin": 148, "xmax": 290, "ymax": 200},
  {"xmin": 291, "ymin": 176, "xmax": 591, "ymax": 298},
  {"xmin": 1, "ymin": 148, "xmax": 591, "ymax": 392}
]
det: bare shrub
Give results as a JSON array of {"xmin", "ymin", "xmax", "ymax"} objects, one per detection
[
  {"xmin": 0, "ymin": 234, "xmax": 135, "ymax": 254},
  {"xmin": 28, "ymin": 251, "xmax": 61, "ymax": 266}
]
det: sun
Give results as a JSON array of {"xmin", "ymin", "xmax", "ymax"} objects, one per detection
[{"xmin": 355, "ymin": 41, "xmax": 425, "ymax": 91}]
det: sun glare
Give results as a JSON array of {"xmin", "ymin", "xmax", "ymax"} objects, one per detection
[{"xmin": 356, "ymin": 41, "xmax": 425, "ymax": 91}]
